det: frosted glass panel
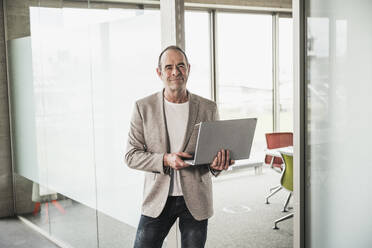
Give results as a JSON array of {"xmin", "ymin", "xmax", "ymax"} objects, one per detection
[
  {"xmin": 28, "ymin": 7, "xmax": 162, "ymax": 227},
  {"xmin": 30, "ymin": 6, "xmax": 99, "ymax": 209},
  {"xmin": 306, "ymin": 1, "xmax": 372, "ymax": 247},
  {"xmin": 8, "ymin": 37, "xmax": 44, "ymax": 184}
]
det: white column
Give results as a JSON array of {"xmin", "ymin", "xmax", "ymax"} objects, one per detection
[
  {"xmin": 160, "ymin": 0, "xmax": 185, "ymax": 50},
  {"xmin": 159, "ymin": 3, "xmax": 185, "ymax": 245}
]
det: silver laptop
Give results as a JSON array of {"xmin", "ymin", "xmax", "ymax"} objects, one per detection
[{"xmin": 184, "ymin": 118, "xmax": 257, "ymax": 165}]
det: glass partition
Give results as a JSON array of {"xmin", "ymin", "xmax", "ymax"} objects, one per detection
[
  {"xmin": 8, "ymin": 1, "xmax": 162, "ymax": 247},
  {"xmin": 7, "ymin": 1, "xmax": 294, "ymax": 247},
  {"xmin": 306, "ymin": 0, "xmax": 372, "ymax": 247},
  {"xmin": 91, "ymin": 8, "xmax": 162, "ymax": 248}
]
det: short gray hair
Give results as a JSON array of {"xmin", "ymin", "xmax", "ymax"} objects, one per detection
[{"xmin": 158, "ymin": 45, "xmax": 189, "ymax": 70}]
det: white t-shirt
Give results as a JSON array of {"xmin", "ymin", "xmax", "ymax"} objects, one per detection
[{"xmin": 164, "ymin": 98, "xmax": 189, "ymax": 196}]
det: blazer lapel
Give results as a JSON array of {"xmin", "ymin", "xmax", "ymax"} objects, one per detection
[
  {"xmin": 157, "ymin": 90, "xmax": 170, "ymax": 153},
  {"xmin": 181, "ymin": 92, "xmax": 199, "ymax": 152}
]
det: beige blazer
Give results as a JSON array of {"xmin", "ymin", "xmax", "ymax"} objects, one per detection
[{"xmin": 125, "ymin": 90, "xmax": 219, "ymax": 221}]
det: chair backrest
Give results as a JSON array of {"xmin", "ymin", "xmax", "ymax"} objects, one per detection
[
  {"xmin": 280, "ymin": 153, "xmax": 293, "ymax": 192},
  {"xmin": 265, "ymin": 132, "xmax": 293, "ymax": 166},
  {"xmin": 265, "ymin": 132, "xmax": 293, "ymax": 149}
]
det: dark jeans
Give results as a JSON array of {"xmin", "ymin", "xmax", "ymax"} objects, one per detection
[{"xmin": 134, "ymin": 196, "xmax": 208, "ymax": 248}]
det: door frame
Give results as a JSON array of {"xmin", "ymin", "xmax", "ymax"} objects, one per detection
[{"xmin": 293, "ymin": 0, "xmax": 306, "ymax": 247}]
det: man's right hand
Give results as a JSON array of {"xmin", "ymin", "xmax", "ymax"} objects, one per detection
[{"xmin": 163, "ymin": 152, "xmax": 193, "ymax": 170}]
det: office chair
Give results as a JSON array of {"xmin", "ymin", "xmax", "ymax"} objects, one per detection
[
  {"xmin": 264, "ymin": 132, "xmax": 293, "ymax": 212},
  {"xmin": 273, "ymin": 152, "xmax": 294, "ymax": 229}
]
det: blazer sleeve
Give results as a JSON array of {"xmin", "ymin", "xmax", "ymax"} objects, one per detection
[
  {"xmin": 208, "ymin": 104, "xmax": 222, "ymax": 177},
  {"xmin": 125, "ymin": 102, "xmax": 170, "ymax": 175}
]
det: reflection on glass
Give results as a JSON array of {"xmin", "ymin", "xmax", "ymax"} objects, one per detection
[
  {"xmin": 307, "ymin": 17, "xmax": 329, "ymax": 58},
  {"xmin": 279, "ymin": 18, "xmax": 293, "ymax": 132},
  {"xmin": 216, "ymin": 13, "xmax": 272, "ymax": 161},
  {"xmin": 336, "ymin": 20, "xmax": 347, "ymax": 58},
  {"xmin": 13, "ymin": 175, "xmax": 50, "ymax": 233},
  {"xmin": 185, "ymin": 11, "xmax": 212, "ymax": 99},
  {"xmin": 306, "ymin": 15, "xmax": 333, "ymax": 248}
]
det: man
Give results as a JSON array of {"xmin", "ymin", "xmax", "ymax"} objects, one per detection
[{"xmin": 125, "ymin": 45, "xmax": 233, "ymax": 248}]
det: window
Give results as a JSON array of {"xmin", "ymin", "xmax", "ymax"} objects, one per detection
[
  {"xmin": 216, "ymin": 12, "xmax": 273, "ymax": 161},
  {"xmin": 185, "ymin": 11, "xmax": 212, "ymax": 99},
  {"xmin": 279, "ymin": 17, "xmax": 294, "ymax": 132}
]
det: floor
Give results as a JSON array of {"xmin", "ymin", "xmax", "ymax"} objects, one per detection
[
  {"xmin": 1, "ymin": 166, "xmax": 293, "ymax": 248},
  {"xmin": 208, "ymin": 167, "xmax": 293, "ymax": 248},
  {"xmin": 0, "ymin": 217, "xmax": 59, "ymax": 248}
]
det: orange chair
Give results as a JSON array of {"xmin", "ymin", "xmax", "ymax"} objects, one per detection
[{"xmin": 264, "ymin": 132, "xmax": 293, "ymax": 211}]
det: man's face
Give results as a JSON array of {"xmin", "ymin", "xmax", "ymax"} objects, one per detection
[{"xmin": 156, "ymin": 49, "xmax": 190, "ymax": 92}]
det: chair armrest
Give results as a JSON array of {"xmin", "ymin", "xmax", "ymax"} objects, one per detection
[{"xmin": 264, "ymin": 148, "xmax": 282, "ymax": 157}]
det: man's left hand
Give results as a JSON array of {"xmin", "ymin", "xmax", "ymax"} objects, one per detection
[{"xmin": 210, "ymin": 149, "xmax": 235, "ymax": 171}]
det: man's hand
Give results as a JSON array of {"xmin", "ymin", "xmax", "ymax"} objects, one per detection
[
  {"xmin": 164, "ymin": 152, "xmax": 193, "ymax": 170},
  {"xmin": 210, "ymin": 149, "xmax": 235, "ymax": 171}
]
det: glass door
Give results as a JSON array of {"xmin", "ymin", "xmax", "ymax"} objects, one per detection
[{"xmin": 305, "ymin": 0, "xmax": 372, "ymax": 247}]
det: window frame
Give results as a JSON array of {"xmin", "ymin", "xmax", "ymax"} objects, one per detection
[{"xmin": 207, "ymin": 9, "xmax": 292, "ymax": 133}]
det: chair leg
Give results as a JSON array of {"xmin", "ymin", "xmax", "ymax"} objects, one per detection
[
  {"xmin": 270, "ymin": 185, "xmax": 281, "ymax": 192},
  {"xmin": 282, "ymin": 192, "xmax": 292, "ymax": 212},
  {"xmin": 273, "ymin": 213, "xmax": 294, "ymax": 230},
  {"xmin": 265, "ymin": 186, "xmax": 282, "ymax": 204}
]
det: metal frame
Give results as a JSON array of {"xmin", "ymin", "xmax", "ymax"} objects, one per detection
[
  {"xmin": 209, "ymin": 9, "xmax": 217, "ymax": 102},
  {"xmin": 272, "ymin": 13, "xmax": 280, "ymax": 132},
  {"xmin": 293, "ymin": 0, "xmax": 306, "ymax": 247},
  {"xmin": 87, "ymin": 0, "xmax": 292, "ymax": 13},
  {"xmin": 186, "ymin": 3, "xmax": 291, "ymax": 13},
  {"xmin": 2, "ymin": 0, "xmax": 16, "ymax": 217}
]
